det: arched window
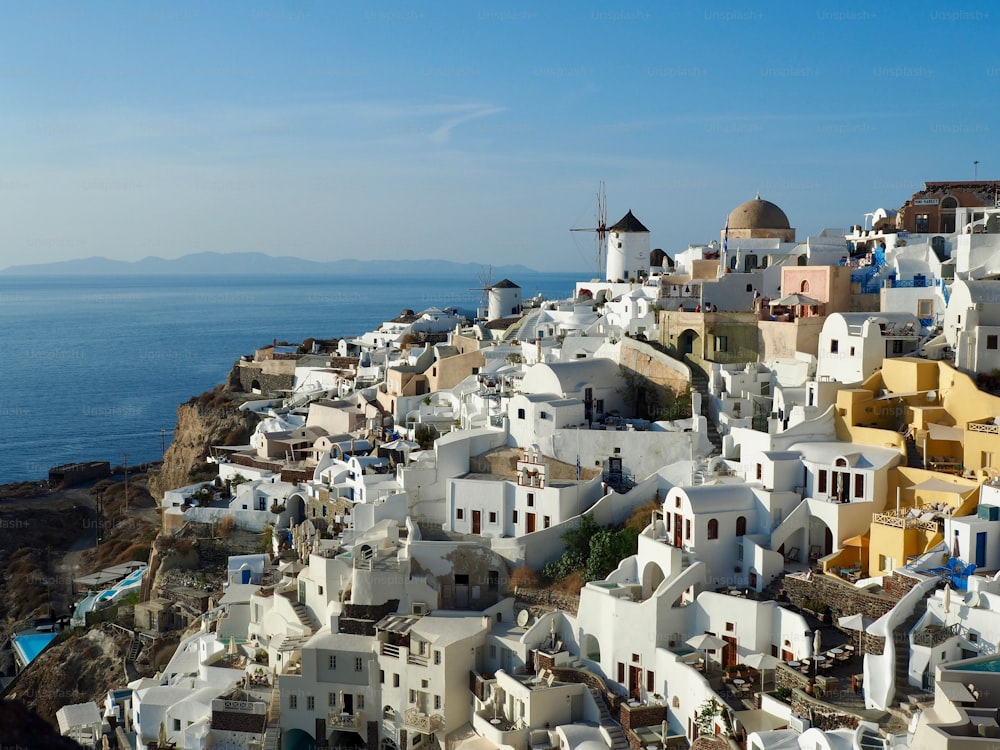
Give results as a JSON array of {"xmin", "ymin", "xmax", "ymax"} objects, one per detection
[
  {"xmin": 707, "ymin": 519, "xmax": 719, "ymax": 540},
  {"xmin": 799, "ymin": 280, "xmax": 810, "ymax": 294},
  {"xmin": 941, "ymin": 196, "xmax": 958, "ymax": 209},
  {"xmin": 735, "ymin": 516, "xmax": 747, "ymax": 536}
]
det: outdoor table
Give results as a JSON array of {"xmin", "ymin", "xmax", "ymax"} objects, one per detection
[{"xmin": 788, "ymin": 661, "xmax": 800, "ymax": 668}]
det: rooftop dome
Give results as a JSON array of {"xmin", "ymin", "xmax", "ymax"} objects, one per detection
[{"xmin": 727, "ymin": 194, "xmax": 790, "ymax": 230}]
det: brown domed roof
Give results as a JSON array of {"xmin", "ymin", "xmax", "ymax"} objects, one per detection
[{"xmin": 727, "ymin": 195, "xmax": 790, "ymax": 230}]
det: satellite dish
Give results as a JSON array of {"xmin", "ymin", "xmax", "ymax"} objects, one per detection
[
  {"xmin": 926, "ymin": 390, "xmax": 937, "ymax": 402},
  {"xmin": 516, "ymin": 609, "xmax": 530, "ymax": 627},
  {"xmin": 966, "ymin": 591, "xmax": 981, "ymax": 608}
]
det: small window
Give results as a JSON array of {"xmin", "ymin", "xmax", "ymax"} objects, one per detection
[
  {"xmin": 830, "ymin": 339, "xmax": 839, "ymax": 354},
  {"xmin": 647, "ymin": 670, "xmax": 654, "ymax": 691},
  {"xmin": 685, "ymin": 519, "xmax": 691, "ymax": 540},
  {"xmin": 989, "ymin": 335, "xmax": 998, "ymax": 350},
  {"xmin": 632, "ymin": 653, "xmax": 640, "ymax": 662},
  {"xmin": 329, "ymin": 692, "xmax": 336, "ymax": 707},
  {"xmin": 513, "ymin": 510, "xmax": 518, "ymax": 523},
  {"xmin": 736, "ymin": 516, "xmax": 747, "ymax": 536},
  {"xmin": 174, "ymin": 719, "xmax": 181, "ymax": 731},
  {"xmin": 517, "ymin": 408, "xmax": 526, "ymax": 420},
  {"xmin": 289, "ymin": 694, "xmax": 298, "ymax": 709},
  {"xmin": 527, "ymin": 493, "xmax": 534, "ymax": 507},
  {"xmin": 489, "ymin": 511, "xmax": 497, "ymax": 523},
  {"xmin": 544, "ymin": 516, "xmax": 551, "ymax": 528},
  {"xmin": 726, "ymin": 622, "xmax": 734, "ymax": 631},
  {"xmin": 434, "ymin": 650, "xmax": 441, "ymax": 665},
  {"xmin": 357, "ymin": 695, "xmax": 364, "ymax": 710},
  {"xmin": 409, "ymin": 689, "xmax": 416, "ymax": 703},
  {"xmin": 854, "ymin": 474, "xmax": 864, "ymax": 498},
  {"xmin": 746, "ymin": 283, "xmax": 753, "ymax": 292},
  {"xmin": 456, "ymin": 508, "xmax": 464, "ymax": 520},
  {"xmin": 714, "ymin": 335, "xmax": 728, "ymax": 352},
  {"xmin": 355, "ymin": 657, "xmax": 363, "ymax": 671},
  {"xmin": 329, "ymin": 655, "xmax": 336, "ymax": 669},
  {"xmin": 393, "ymin": 673, "xmax": 399, "ymax": 687},
  {"xmin": 818, "ymin": 470, "xmax": 827, "ymax": 493},
  {"xmin": 307, "ymin": 696, "xmax": 315, "ymax": 711},
  {"xmin": 707, "ymin": 518, "xmax": 719, "ymax": 539}
]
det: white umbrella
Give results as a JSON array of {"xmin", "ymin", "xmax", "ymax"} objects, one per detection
[
  {"xmin": 744, "ymin": 653, "xmax": 780, "ymax": 691},
  {"xmin": 813, "ymin": 630, "xmax": 822, "ymax": 660},
  {"xmin": 686, "ymin": 633, "xmax": 728, "ymax": 673},
  {"xmin": 838, "ymin": 613, "xmax": 874, "ymax": 652},
  {"xmin": 944, "ymin": 583, "xmax": 952, "ymax": 615}
]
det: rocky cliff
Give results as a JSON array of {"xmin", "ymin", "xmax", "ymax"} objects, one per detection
[{"xmin": 148, "ymin": 379, "xmax": 259, "ymax": 499}]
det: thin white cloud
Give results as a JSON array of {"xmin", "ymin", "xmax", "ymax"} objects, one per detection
[{"xmin": 428, "ymin": 104, "xmax": 506, "ymax": 143}]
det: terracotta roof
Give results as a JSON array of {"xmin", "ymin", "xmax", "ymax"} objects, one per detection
[{"xmin": 610, "ymin": 210, "xmax": 649, "ymax": 233}]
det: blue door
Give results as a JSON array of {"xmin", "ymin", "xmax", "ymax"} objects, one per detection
[{"xmin": 976, "ymin": 532, "xmax": 987, "ymax": 568}]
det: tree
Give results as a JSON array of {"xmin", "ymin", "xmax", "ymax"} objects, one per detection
[{"xmin": 694, "ymin": 697, "xmax": 734, "ymax": 737}]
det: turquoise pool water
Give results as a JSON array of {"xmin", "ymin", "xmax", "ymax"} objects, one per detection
[
  {"xmin": 12, "ymin": 632, "xmax": 58, "ymax": 665},
  {"xmin": 72, "ymin": 565, "xmax": 147, "ymax": 626},
  {"xmin": 952, "ymin": 657, "xmax": 1000, "ymax": 672}
]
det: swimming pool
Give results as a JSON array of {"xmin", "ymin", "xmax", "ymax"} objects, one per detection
[
  {"xmin": 71, "ymin": 565, "xmax": 147, "ymax": 625},
  {"xmin": 952, "ymin": 656, "xmax": 1000, "ymax": 673},
  {"xmin": 93, "ymin": 566, "xmax": 147, "ymax": 603},
  {"xmin": 12, "ymin": 631, "xmax": 58, "ymax": 666}
]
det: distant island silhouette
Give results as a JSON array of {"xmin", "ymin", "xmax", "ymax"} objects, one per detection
[{"xmin": 1, "ymin": 251, "xmax": 551, "ymax": 277}]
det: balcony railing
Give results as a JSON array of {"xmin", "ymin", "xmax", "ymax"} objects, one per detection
[
  {"xmin": 969, "ymin": 421, "xmax": 1000, "ymax": 434},
  {"xmin": 914, "ymin": 623, "xmax": 961, "ymax": 647},
  {"xmin": 403, "ymin": 708, "xmax": 443, "ymax": 733},
  {"xmin": 872, "ymin": 511, "xmax": 937, "ymax": 532},
  {"xmin": 327, "ymin": 710, "xmax": 363, "ymax": 730}
]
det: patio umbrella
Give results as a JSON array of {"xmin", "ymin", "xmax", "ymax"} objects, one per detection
[
  {"xmin": 769, "ymin": 293, "xmax": 821, "ymax": 307},
  {"xmin": 842, "ymin": 534, "xmax": 870, "ymax": 568},
  {"xmin": 686, "ymin": 633, "xmax": 728, "ymax": 673},
  {"xmin": 813, "ymin": 630, "xmax": 822, "ymax": 660},
  {"xmin": 838, "ymin": 613, "xmax": 874, "ymax": 652},
  {"xmin": 744, "ymin": 653, "xmax": 779, "ymax": 692},
  {"xmin": 228, "ymin": 635, "xmax": 238, "ymax": 657},
  {"xmin": 944, "ymin": 582, "xmax": 952, "ymax": 615},
  {"xmin": 952, "ymin": 531, "xmax": 961, "ymax": 561}
]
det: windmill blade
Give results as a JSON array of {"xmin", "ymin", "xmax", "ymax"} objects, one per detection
[{"xmin": 569, "ymin": 181, "xmax": 608, "ymax": 276}]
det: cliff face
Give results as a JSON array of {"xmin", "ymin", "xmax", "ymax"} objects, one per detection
[{"xmin": 148, "ymin": 392, "xmax": 259, "ymax": 499}]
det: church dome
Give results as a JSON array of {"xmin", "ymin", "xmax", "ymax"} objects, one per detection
[{"xmin": 727, "ymin": 195, "xmax": 790, "ymax": 230}]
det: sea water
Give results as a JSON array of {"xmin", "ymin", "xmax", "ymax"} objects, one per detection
[{"xmin": 0, "ymin": 271, "xmax": 582, "ymax": 485}]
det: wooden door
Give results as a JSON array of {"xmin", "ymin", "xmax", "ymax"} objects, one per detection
[
  {"xmin": 526, "ymin": 513, "xmax": 536, "ymax": 533},
  {"xmin": 723, "ymin": 636, "xmax": 738, "ymax": 668},
  {"xmin": 674, "ymin": 514, "xmax": 683, "ymax": 548},
  {"xmin": 629, "ymin": 665, "xmax": 642, "ymax": 699},
  {"xmin": 472, "ymin": 510, "xmax": 481, "ymax": 534}
]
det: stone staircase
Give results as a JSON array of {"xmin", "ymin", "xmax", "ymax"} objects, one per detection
[
  {"xmin": 588, "ymin": 686, "xmax": 629, "ymax": 750},
  {"xmin": 689, "ymin": 367, "xmax": 722, "ymax": 455},
  {"xmin": 904, "ymin": 437, "xmax": 923, "ymax": 469},
  {"xmin": 891, "ymin": 597, "xmax": 928, "ymax": 705},
  {"xmin": 289, "ymin": 600, "xmax": 320, "ymax": 634}
]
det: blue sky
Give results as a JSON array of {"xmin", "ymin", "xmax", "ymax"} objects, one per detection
[{"xmin": 1, "ymin": 1, "xmax": 996, "ymax": 272}]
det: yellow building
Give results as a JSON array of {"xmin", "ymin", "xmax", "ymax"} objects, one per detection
[{"xmin": 831, "ymin": 357, "xmax": 1000, "ymax": 576}]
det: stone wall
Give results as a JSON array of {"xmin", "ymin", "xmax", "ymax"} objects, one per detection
[
  {"xmin": 514, "ymin": 587, "xmax": 580, "ymax": 616},
  {"xmin": 790, "ymin": 689, "xmax": 862, "ymax": 732},
  {"xmin": 782, "ymin": 574, "xmax": 897, "ymax": 621},
  {"xmin": 235, "ymin": 361, "xmax": 295, "ymax": 395},
  {"xmin": 619, "ymin": 701, "xmax": 667, "ymax": 731}
]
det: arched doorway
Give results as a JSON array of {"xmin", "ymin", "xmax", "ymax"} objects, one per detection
[
  {"xmin": 678, "ymin": 329, "xmax": 700, "ymax": 357},
  {"xmin": 641, "ymin": 561, "xmax": 665, "ymax": 599},
  {"xmin": 581, "ymin": 632, "xmax": 602, "ymax": 662}
]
